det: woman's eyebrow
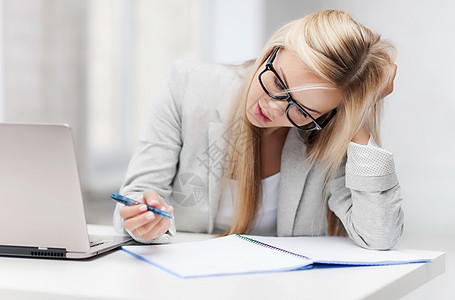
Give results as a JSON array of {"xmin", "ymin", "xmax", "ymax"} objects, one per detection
[{"xmin": 280, "ymin": 68, "xmax": 322, "ymax": 115}]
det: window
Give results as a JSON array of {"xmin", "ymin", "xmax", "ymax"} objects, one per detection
[
  {"xmin": 1, "ymin": 0, "xmax": 265, "ymax": 202},
  {"xmin": 85, "ymin": 0, "xmax": 205, "ymax": 192}
]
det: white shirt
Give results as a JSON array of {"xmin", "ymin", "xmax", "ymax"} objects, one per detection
[{"xmin": 214, "ymin": 172, "xmax": 281, "ymax": 236}]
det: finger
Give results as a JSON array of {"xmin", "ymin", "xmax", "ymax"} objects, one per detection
[
  {"xmin": 390, "ymin": 64, "xmax": 397, "ymax": 81},
  {"xmin": 120, "ymin": 203, "xmax": 148, "ymax": 220},
  {"xmin": 137, "ymin": 215, "xmax": 161, "ymax": 234},
  {"xmin": 143, "ymin": 191, "xmax": 174, "ymax": 216},
  {"xmin": 137, "ymin": 217, "xmax": 170, "ymax": 239},
  {"xmin": 132, "ymin": 218, "xmax": 162, "ymax": 239},
  {"xmin": 135, "ymin": 205, "xmax": 173, "ymax": 233},
  {"xmin": 123, "ymin": 211, "xmax": 157, "ymax": 233},
  {"xmin": 143, "ymin": 190, "xmax": 165, "ymax": 207},
  {"xmin": 140, "ymin": 218, "xmax": 172, "ymax": 240},
  {"xmin": 154, "ymin": 218, "xmax": 172, "ymax": 236},
  {"xmin": 133, "ymin": 205, "xmax": 174, "ymax": 239},
  {"xmin": 387, "ymin": 64, "xmax": 397, "ymax": 88},
  {"xmin": 387, "ymin": 64, "xmax": 397, "ymax": 91},
  {"xmin": 379, "ymin": 64, "xmax": 397, "ymax": 99}
]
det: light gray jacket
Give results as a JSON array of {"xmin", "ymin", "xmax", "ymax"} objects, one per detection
[{"xmin": 114, "ymin": 60, "xmax": 404, "ymax": 250}]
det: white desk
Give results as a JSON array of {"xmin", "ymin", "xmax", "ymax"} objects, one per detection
[{"xmin": 0, "ymin": 225, "xmax": 445, "ymax": 300}]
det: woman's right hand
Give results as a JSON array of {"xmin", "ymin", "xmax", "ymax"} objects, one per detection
[{"xmin": 120, "ymin": 190, "xmax": 174, "ymax": 240}]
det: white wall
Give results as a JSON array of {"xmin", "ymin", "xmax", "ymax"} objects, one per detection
[
  {"xmin": 263, "ymin": 0, "xmax": 455, "ymax": 237},
  {"xmin": 202, "ymin": 0, "xmax": 265, "ymax": 64},
  {"xmin": 84, "ymin": 0, "xmax": 211, "ymax": 193}
]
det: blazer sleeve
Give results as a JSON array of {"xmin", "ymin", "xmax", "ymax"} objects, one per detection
[
  {"xmin": 113, "ymin": 61, "xmax": 188, "ymax": 244},
  {"xmin": 327, "ymin": 136, "xmax": 404, "ymax": 250}
]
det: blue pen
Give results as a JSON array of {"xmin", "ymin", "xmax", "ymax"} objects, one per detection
[{"xmin": 111, "ymin": 193, "xmax": 173, "ymax": 219}]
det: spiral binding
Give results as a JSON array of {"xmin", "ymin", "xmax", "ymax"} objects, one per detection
[{"xmin": 236, "ymin": 235, "xmax": 309, "ymax": 260}]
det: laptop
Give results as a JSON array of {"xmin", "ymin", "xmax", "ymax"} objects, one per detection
[{"xmin": 0, "ymin": 123, "xmax": 132, "ymax": 259}]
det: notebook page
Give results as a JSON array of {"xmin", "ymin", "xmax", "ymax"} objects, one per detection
[
  {"xmin": 122, "ymin": 235, "xmax": 312, "ymax": 278},
  {"xmin": 247, "ymin": 235, "xmax": 432, "ymax": 265}
]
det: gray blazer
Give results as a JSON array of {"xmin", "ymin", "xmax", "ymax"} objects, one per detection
[{"xmin": 114, "ymin": 60, "xmax": 404, "ymax": 250}]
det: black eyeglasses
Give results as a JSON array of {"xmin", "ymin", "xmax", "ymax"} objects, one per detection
[{"xmin": 258, "ymin": 46, "xmax": 336, "ymax": 131}]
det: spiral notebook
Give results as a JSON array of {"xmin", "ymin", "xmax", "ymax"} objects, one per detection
[{"xmin": 121, "ymin": 235, "xmax": 432, "ymax": 279}]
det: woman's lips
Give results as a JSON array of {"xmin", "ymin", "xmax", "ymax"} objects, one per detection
[{"xmin": 254, "ymin": 103, "xmax": 272, "ymax": 123}]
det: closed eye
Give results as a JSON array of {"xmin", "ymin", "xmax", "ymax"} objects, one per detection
[
  {"xmin": 295, "ymin": 107, "xmax": 309, "ymax": 118},
  {"xmin": 274, "ymin": 77, "xmax": 285, "ymax": 91}
]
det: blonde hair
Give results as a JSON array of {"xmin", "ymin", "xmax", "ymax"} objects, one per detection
[{"xmin": 222, "ymin": 10, "xmax": 396, "ymax": 236}]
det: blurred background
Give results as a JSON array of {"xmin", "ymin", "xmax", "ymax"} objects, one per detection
[{"xmin": 1, "ymin": 0, "xmax": 453, "ymax": 298}]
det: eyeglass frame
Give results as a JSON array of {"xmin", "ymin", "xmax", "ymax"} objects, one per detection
[{"xmin": 258, "ymin": 46, "xmax": 336, "ymax": 131}]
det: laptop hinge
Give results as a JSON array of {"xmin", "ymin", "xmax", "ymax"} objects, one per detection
[{"xmin": 0, "ymin": 245, "xmax": 67, "ymax": 258}]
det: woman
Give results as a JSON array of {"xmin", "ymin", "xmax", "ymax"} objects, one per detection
[{"xmin": 113, "ymin": 10, "xmax": 403, "ymax": 250}]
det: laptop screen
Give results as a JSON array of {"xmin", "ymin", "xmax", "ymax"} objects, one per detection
[{"xmin": 0, "ymin": 123, "xmax": 91, "ymax": 253}]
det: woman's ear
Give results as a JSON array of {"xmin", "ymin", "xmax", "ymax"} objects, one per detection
[{"xmin": 379, "ymin": 63, "xmax": 397, "ymax": 99}]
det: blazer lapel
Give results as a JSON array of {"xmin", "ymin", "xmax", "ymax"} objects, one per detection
[{"xmin": 277, "ymin": 129, "xmax": 311, "ymax": 236}]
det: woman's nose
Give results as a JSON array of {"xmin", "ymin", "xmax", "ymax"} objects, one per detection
[{"xmin": 267, "ymin": 98, "xmax": 287, "ymax": 116}]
